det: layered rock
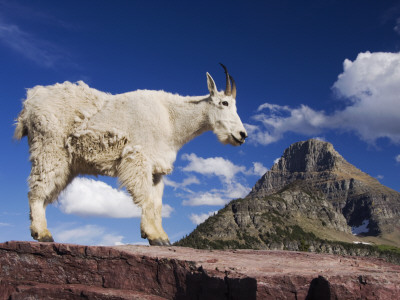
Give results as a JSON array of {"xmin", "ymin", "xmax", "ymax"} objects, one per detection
[{"xmin": 1, "ymin": 241, "xmax": 400, "ymax": 299}]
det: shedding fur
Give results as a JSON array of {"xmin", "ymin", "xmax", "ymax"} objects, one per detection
[{"xmin": 15, "ymin": 67, "xmax": 247, "ymax": 245}]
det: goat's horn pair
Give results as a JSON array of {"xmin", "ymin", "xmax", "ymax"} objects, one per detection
[{"xmin": 219, "ymin": 63, "xmax": 237, "ymax": 99}]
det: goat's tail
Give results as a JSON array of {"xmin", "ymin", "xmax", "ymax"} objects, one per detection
[{"xmin": 14, "ymin": 107, "xmax": 28, "ymax": 140}]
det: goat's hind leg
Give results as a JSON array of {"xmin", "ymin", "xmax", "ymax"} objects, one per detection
[{"xmin": 28, "ymin": 145, "xmax": 71, "ymax": 242}]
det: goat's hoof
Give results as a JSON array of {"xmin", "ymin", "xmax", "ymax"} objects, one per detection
[
  {"xmin": 149, "ymin": 238, "xmax": 171, "ymax": 246},
  {"xmin": 39, "ymin": 236, "xmax": 54, "ymax": 242}
]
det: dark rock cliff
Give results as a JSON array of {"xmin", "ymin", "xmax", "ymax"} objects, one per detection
[{"xmin": 1, "ymin": 241, "xmax": 400, "ymax": 299}]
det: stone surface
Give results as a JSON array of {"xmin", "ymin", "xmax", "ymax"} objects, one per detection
[{"xmin": 1, "ymin": 241, "xmax": 400, "ymax": 299}]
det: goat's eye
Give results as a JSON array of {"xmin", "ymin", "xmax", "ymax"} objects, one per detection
[{"xmin": 222, "ymin": 101, "xmax": 229, "ymax": 106}]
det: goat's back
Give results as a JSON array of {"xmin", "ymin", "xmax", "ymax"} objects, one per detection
[{"xmin": 16, "ymin": 81, "xmax": 109, "ymax": 140}]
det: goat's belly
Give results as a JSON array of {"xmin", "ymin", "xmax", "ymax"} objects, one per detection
[{"xmin": 66, "ymin": 130, "xmax": 128, "ymax": 176}]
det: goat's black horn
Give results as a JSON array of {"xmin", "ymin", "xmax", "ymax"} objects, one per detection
[
  {"xmin": 219, "ymin": 63, "xmax": 231, "ymax": 96},
  {"xmin": 230, "ymin": 75, "xmax": 237, "ymax": 99}
]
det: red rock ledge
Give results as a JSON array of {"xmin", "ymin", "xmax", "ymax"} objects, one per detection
[{"xmin": 0, "ymin": 241, "xmax": 399, "ymax": 299}]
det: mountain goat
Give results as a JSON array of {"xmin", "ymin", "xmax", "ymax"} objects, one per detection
[{"xmin": 14, "ymin": 64, "xmax": 247, "ymax": 245}]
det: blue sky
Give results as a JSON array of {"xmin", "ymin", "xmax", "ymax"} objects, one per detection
[{"xmin": 1, "ymin": 0, "xmax": 400, "ymax": 245}]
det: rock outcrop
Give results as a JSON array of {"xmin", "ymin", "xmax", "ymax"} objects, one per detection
[{"xmin": 1, "ymin": 241, "xmax": 400, "ymax": 299}]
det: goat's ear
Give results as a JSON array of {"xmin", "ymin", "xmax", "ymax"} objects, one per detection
[{"xmin": 206, "ymin": 72, "xmax": 217, "ymax": 96}]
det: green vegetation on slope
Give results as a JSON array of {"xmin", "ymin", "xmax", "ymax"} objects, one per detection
[{"xmin": 175, "ymin": 191, "xmax": 400, "ymax": 264}]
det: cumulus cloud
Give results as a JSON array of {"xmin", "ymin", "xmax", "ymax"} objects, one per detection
[
  {"xmin": 225, "ymin": 182, "xmax": 252, "ymax": 199},
  {"xmin": 189, "ymin": 211, "xmax": 217, "ymax": 225},
  {"xmin": 58, "ymin": 177, "xmax": 173, "ymax": 218},
  {"xmin": 182, "ymin": 153, "xmax": 246, "ymax": 183},
  {"xmin": 396, "ymin": 154, "xmax": 400, "ymax": 163},
  {"xmin": 181, "ymin": 182, "xmax": 251, "ymax": 206},
  {"xmin": 180, "ymin": 153, "xmax": 252, "ymax": 206},
  {"xmin": 248, "ymin": 162, "xmax": 268, "ymax": 176},
  {"xmin": 245, "ymin": 104, "xmax": 327, "ymax": 145},
  {"xmin": 246, "ymin": 51, "xmax": 400, "ymax": 145},
  {"xmin": 52, "ymin": 224, "xmax": 125, "ymax": 246},
  {"xmin": 331, "ymin": 52, "xmax": 400, "ymax": 143}
]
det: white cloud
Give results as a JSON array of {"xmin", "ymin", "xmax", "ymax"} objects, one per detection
[
  {"xmin": 273, "ymin": 157, "xmax": 281, "ymax": 165},
  {"xmin": 249, "ymin": 162, "xmax": 268, "ymax": 176},
  {"xmin": 52, "ymin": 224, "xmax": 125, "ymax": 246},
  {"xmin": 376, "ymin": 175, "xmax": 384, "ymax": 180},
  {"xmin": 182, "ymin": 153, "xmax": 246, "ymax": 183},
  {"xmin": 244, "ymin": 123, "xmax": 281, "ymax": 145},
  {"xmin": 161, "ymin": 204, "xmax": 174, "ymax": 218},
  {"xmin": 182, "ymin": 192, "xmax": 227, "ymax": 206},
  {"xmin": 189, "ymin": 211, "xmax": 217, "ymax": 225},
  {"xmin": 0, "ymin": 222, "xmax": 11, "ymax": 227},
  {"xmin": 246, "ymin": 51, "xmax": 400, "ymax": 145},
  {"xmin": 396, "ymin": 154, "xmax": 400, "ymax": 163},
  {"xmin": 245, "ymin": 104, "xmax": 326, "ymax": 145},
  {"xmin": 182, "ymin": 181, "xmax": 250, "ymax": 206},
  {"xmin": 331, "ymin": 52, "xmax": 400, "ymax": 143},
  {"xmin": 312, "ymin": 136, "xmax": 326, "ymax": 142},
  {"xmin": 163, "ymin": 175, "xmax": 200, "ymax": 191},
  {"xmin": 257, "ymin": 103, "xmax": 291, "ymax": 112},
  {"xmin": 58, "ymin": 177, "xmax": 173, "ymax": 218},
  {"xmin": 224, "ymin": 182, "xmax": 251, "ymax": 199},
  {"xmin": 179, "ymin": 153, "xmax": 252, "ymax": 206}
]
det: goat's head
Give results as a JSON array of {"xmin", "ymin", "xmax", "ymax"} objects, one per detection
[{"xmin": 206, "ymin": 64, "xmax": 247, "ymax": 146}]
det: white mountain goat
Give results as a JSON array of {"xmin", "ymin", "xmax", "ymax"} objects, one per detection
[{"xmin": 14, "ymin": 64, "xmax": 247, "ymax": 245}]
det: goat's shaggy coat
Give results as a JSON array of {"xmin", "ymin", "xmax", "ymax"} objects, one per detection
[{"xmin": 15, "ymin": 68, "xmax": 247, "ymax": 245}]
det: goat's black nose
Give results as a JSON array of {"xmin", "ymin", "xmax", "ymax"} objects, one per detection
[{"xmin": 240, "ymin": 131, "xmax": 247, "ymax": 139}]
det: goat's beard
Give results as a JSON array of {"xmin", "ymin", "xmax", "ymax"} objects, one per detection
[
  {"xmin": 214, "ymin": 131, "xmax": 241, "ymax": 146},
  {"xmin": 212, "ymin": 121, "xmax": 242, "ymax": 146}
]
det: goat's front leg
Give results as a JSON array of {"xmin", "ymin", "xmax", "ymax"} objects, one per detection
[{"xmin": 117, "ymin": 147, "xmax": 170, "ymax": 246}]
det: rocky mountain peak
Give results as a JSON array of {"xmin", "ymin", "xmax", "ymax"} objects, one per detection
[
  {"xmin": 248, "ymin": 138, "xmax": 380, "ymax": 199},
  {"xmin": 273, "ymin": 139, "xmax": 344, "ymax": 173},
  {"xmin": 247, "ymin": 139, "xmax": 400, "ymax": 245}
]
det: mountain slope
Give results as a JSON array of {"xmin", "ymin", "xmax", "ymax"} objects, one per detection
[
  {"xmin": 176, "ymin": 139, "xmax": 400, "ymax": 261},
  {"xmin": 177, "ymin": 184, "xmax": 352, "ymax": 249},
  {"xmin": 248, "ymin": 139, "xmax": 400, "ymax": 245}
]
